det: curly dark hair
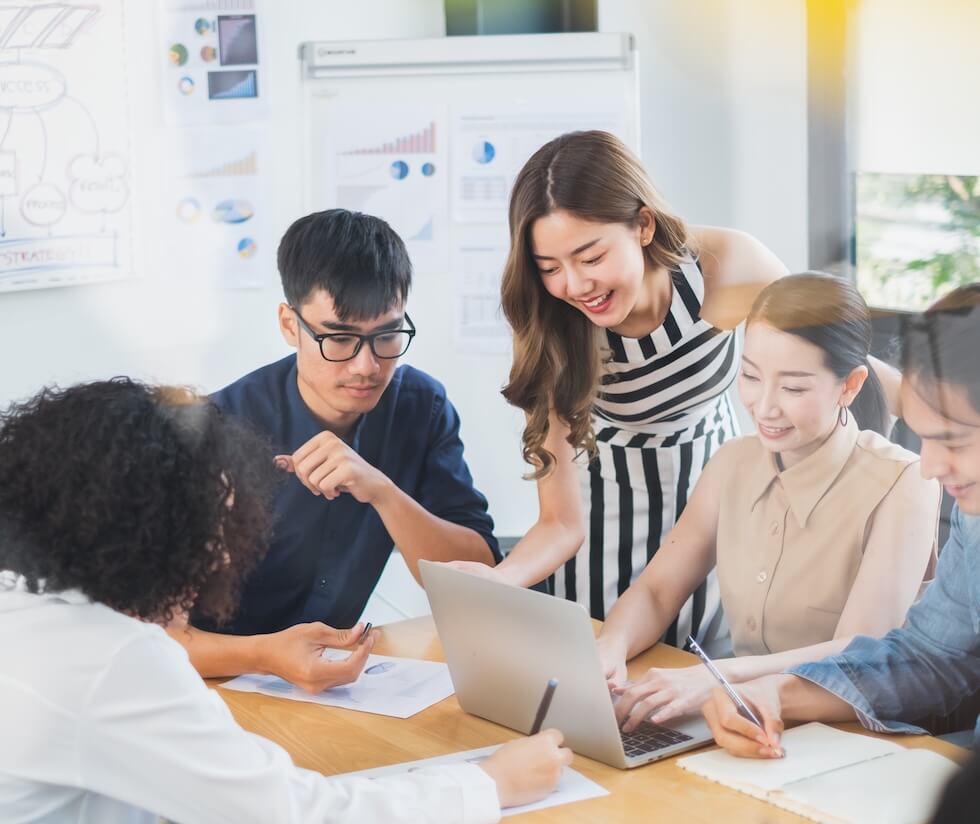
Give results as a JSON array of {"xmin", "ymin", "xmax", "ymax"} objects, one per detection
[{"xmin": 0, "ymin": 378, "xmax": 280, "ymax": 624}]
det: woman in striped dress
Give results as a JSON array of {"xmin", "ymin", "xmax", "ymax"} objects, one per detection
[{"xmin": 447, "ymin": 130, "xmax": 787, "ymax": 654}]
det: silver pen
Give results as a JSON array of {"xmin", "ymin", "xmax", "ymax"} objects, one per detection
[{"xmin": 687, "ymin": 635, "xmax": 784, "ymax": 756}]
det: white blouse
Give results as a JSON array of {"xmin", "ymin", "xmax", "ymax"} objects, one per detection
[{"xmin": 0, "ymin": 579, "xmax": 499, "ymax": 824}]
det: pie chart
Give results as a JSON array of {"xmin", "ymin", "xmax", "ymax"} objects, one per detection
[
  {"xmin": 176, "ymin": 197, "xmax": 201, "ymax": 222},
  {"xmin": 237, "ymin": 237, "xmax": 257, "ymax": 258},
  {"xmin": 169, "ymin": 43, "xmax": 188, "ymax": 66},
  {"xmin": 212, "ymin": 199, "xmax": 254, "ymax": 224},
  {"xmin": 472, "ymin": 140, "xmax": 495, "ymax": 164},
  {"xmin": 390, "ymin": 160, "xmax": 409, "ymax": 180}
]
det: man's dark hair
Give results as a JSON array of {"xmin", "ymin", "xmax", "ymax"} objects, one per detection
[
  {"xmin": 900, "ymin": 283, "xmax": 980, "ymax": 414},
  {"xmin": 0, "ymin": 379, "xmax": 280, "ymax": 625},
  {"xmin": 277, "ymin": 208, "xmax": 412, "ymax": 319}
]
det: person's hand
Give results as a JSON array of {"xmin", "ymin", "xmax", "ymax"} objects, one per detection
[
  {"xmin": 613, "ymin": 664, "xmax": 717, "ymax": 730},
  {"xmin": 276, "ymin": 432, "xmax": 391, "ymax": 504},
  {"xmin": 438, "ymin": 560, "xmax": 508, "ymax": 583},
  {"xmin": 701, "ymin": 675, "xmax": 786, "ymax": 759},
  {"xmin": 595, "ymin": 635, "xmax": 628, "ymax": 689},
  {"xmin": 479, "ymin": 730, "xmax": 573, "ymax": 808},
  {"xmin": 256, "ymin": 621, "xmax": 374, "ymax": 693}
]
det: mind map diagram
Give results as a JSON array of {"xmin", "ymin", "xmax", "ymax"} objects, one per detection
[{"xmin": 0, "ymin": 1, "xmax": 131, "ymax": 292}]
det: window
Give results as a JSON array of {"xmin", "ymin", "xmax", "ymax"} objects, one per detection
[
  {"xmin": 847, "ymin": 0, "xmax": 980, "ymax": 310},
  {"xmin": 856, "ymin": 173, "xmax": 980, "ymax": 310}
]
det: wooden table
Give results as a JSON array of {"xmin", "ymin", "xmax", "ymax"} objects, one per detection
[{"xmin": 214, "ymin": 617, "xmax": 969, "ymax": 822}]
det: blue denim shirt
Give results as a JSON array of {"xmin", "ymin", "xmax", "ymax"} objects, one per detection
[{"xmin": 791, "ymin": 505, "xmax": 980, "ymax": 745}]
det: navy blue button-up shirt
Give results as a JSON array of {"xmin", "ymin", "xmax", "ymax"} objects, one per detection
[{"xmin": 198, "ymin": 355, "xmax": 499, "ymax": 635}]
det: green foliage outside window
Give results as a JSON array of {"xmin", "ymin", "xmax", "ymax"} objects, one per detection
[{"xmin": 856, "ymin": 173, "xmax": 980, "ymax": 309}]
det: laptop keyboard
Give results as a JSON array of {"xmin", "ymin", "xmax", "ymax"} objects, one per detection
[{"xmin": 621, "ymin": 723, "xmax": 693, "ymax": 757}]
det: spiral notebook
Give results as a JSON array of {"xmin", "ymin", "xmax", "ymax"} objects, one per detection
[{"xmin": 677, "ymin": 723, "xmax": 959, "ymax": 824}]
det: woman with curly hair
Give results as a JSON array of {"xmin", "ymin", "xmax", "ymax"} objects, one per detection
[{"xmin": 0, "ymin": 379, "xmax": 569, "ymax": 824}]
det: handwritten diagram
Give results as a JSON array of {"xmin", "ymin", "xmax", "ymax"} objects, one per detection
[{"xmin": 0, "ymin": 2, "xmax": 131, "ymax": 293}]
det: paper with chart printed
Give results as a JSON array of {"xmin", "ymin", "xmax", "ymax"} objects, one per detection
[{"xmin": 220, "ymin": 651, "xmax": 455, "ymax": 718}]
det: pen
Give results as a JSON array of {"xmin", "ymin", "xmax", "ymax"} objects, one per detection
[
  {"xmin": 358, "ymin": 622, "xmax": 373, "ymax": 644},
  {"xmin": 686, "ymin": 636, "xmax": 784, "ymax": 757},
  {"xmin": 529, "ymin": 678, "xmax": 558, "ymax": 735}
]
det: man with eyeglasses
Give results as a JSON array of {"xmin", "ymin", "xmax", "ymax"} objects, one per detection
[{"xmin": 168, "ymin": 209, "xmax": 500, "ymax": 692}]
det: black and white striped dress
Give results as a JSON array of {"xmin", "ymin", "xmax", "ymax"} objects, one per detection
[{"xmin": 552, "ymin": 257, "xmax": 739, "ymax": 654}]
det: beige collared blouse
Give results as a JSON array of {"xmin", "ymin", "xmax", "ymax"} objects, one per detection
[{"xmin": 715, "ymin": 417, "xmax": 940, "ymax": 656}]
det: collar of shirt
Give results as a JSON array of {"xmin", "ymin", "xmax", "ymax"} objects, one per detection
[
  {"xmin": 0, "ymin": 575, "xmax": 91, "ymax": 611},
  {"xmin": 285, "ymin": 359, "xmax": 373, "ymax": 455},
  {"xmin": 747, "ymin": 415, "xmax": 860, "ymax": 529}
]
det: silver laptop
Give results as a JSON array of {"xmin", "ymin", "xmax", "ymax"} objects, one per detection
[{"xmin": 419, "ymin": 560, "xmax": 713, "ymax": 769}]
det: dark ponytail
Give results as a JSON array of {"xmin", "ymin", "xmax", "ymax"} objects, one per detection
[
  {"xmin": 747, "ymin": 272, "xmax": 889, "ymax": 435},
  {"xmin": 849, "ymin": 359, "xmax": 890, "ymax": 436}
]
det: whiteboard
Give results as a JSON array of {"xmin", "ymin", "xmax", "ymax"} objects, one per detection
[{"xmin": 300, "ymin": 33, "xmax": 640, "ymax": 537}]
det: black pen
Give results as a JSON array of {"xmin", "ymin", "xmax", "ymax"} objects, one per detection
[
  {"xmin": 687, "ymin": 636, "xmax": 784, "ymax": 757},
  {"xmin": 529, "ymin": 678, "xmax": 558, "ymax": 735},
  {"xmin": 358, "ymin": 622, "xmax": 373, "ymax": 644}
]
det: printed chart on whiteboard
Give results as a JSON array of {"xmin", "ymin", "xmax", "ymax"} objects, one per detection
[
  {"xmin": 449, "ymin": 108, "xmax": 627, "ymax": 353},
  {"xmin": 160, "ymin": 126, "xmax": 271, "ymax": 289},
  {"xmin": 0, "ymin": 1, "xmax": 133, "ymax": 294},
  {"xmin": 326, "ymin": 106, "xmax": 449, "ymax": 275},
  {"xmin": 159, "ymin": 0, "xmax": 266, "ymax": 126}
]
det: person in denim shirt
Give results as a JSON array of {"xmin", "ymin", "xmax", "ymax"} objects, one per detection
[{"xmin": 700, "ymin": 284, "xmax": 980, "ymax": 759}]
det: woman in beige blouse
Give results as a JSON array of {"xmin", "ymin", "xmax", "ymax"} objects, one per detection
[{"xmin": 596, "ymin": 273, "xmax": 940, "ymax": 730}]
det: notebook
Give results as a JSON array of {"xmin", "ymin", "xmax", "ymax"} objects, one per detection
[{"xmin": 677, "ymin": 723, "xmax": 960, "ymax": 824}]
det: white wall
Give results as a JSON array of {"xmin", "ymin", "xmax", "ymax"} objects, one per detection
[
  {"xmin": 851, "ymin": 0, "xmax": 980, "ymax": 175},
  {"xmin": 599, "ymin": 0, "xmax": 809, "ymax": 271}
]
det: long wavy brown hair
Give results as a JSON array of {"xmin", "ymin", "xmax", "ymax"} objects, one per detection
[{"xmin": 501, "ymin": 130, "xmax": 689, "ymax": 478}]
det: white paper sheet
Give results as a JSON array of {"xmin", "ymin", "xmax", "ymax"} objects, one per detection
[
  {"xmin": 333, "ymin": 744, "xmax": 609, "ymax": 817},
  {"xmin": 451, "ymin": 230, "xmax": 511, "ymax": 353},
  {"xmin": 449, "ymin": 109, "xmax": 627, "ymax": 224},
  {"xmin": 678, "ymin": 722, "xmax": 904, "ymax": 791},
  {"xmin": 158, "ymin": 0, "xmax": 267, "ymax": 127},
  {"xmin": 156, "ymin": 125, "xmax": 272, "ymax": 289},
  {"xmin": 318, "ymin": 104, "xmax": 450, "ymax": 275},
  {"xmin": 219, "ymin": 652, "xmax": 455, "ymax": 718}
]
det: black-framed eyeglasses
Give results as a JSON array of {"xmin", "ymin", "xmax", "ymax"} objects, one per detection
[{"xmin": 291, "ymin": 307, "xmax": 416, "ymax": 362}]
